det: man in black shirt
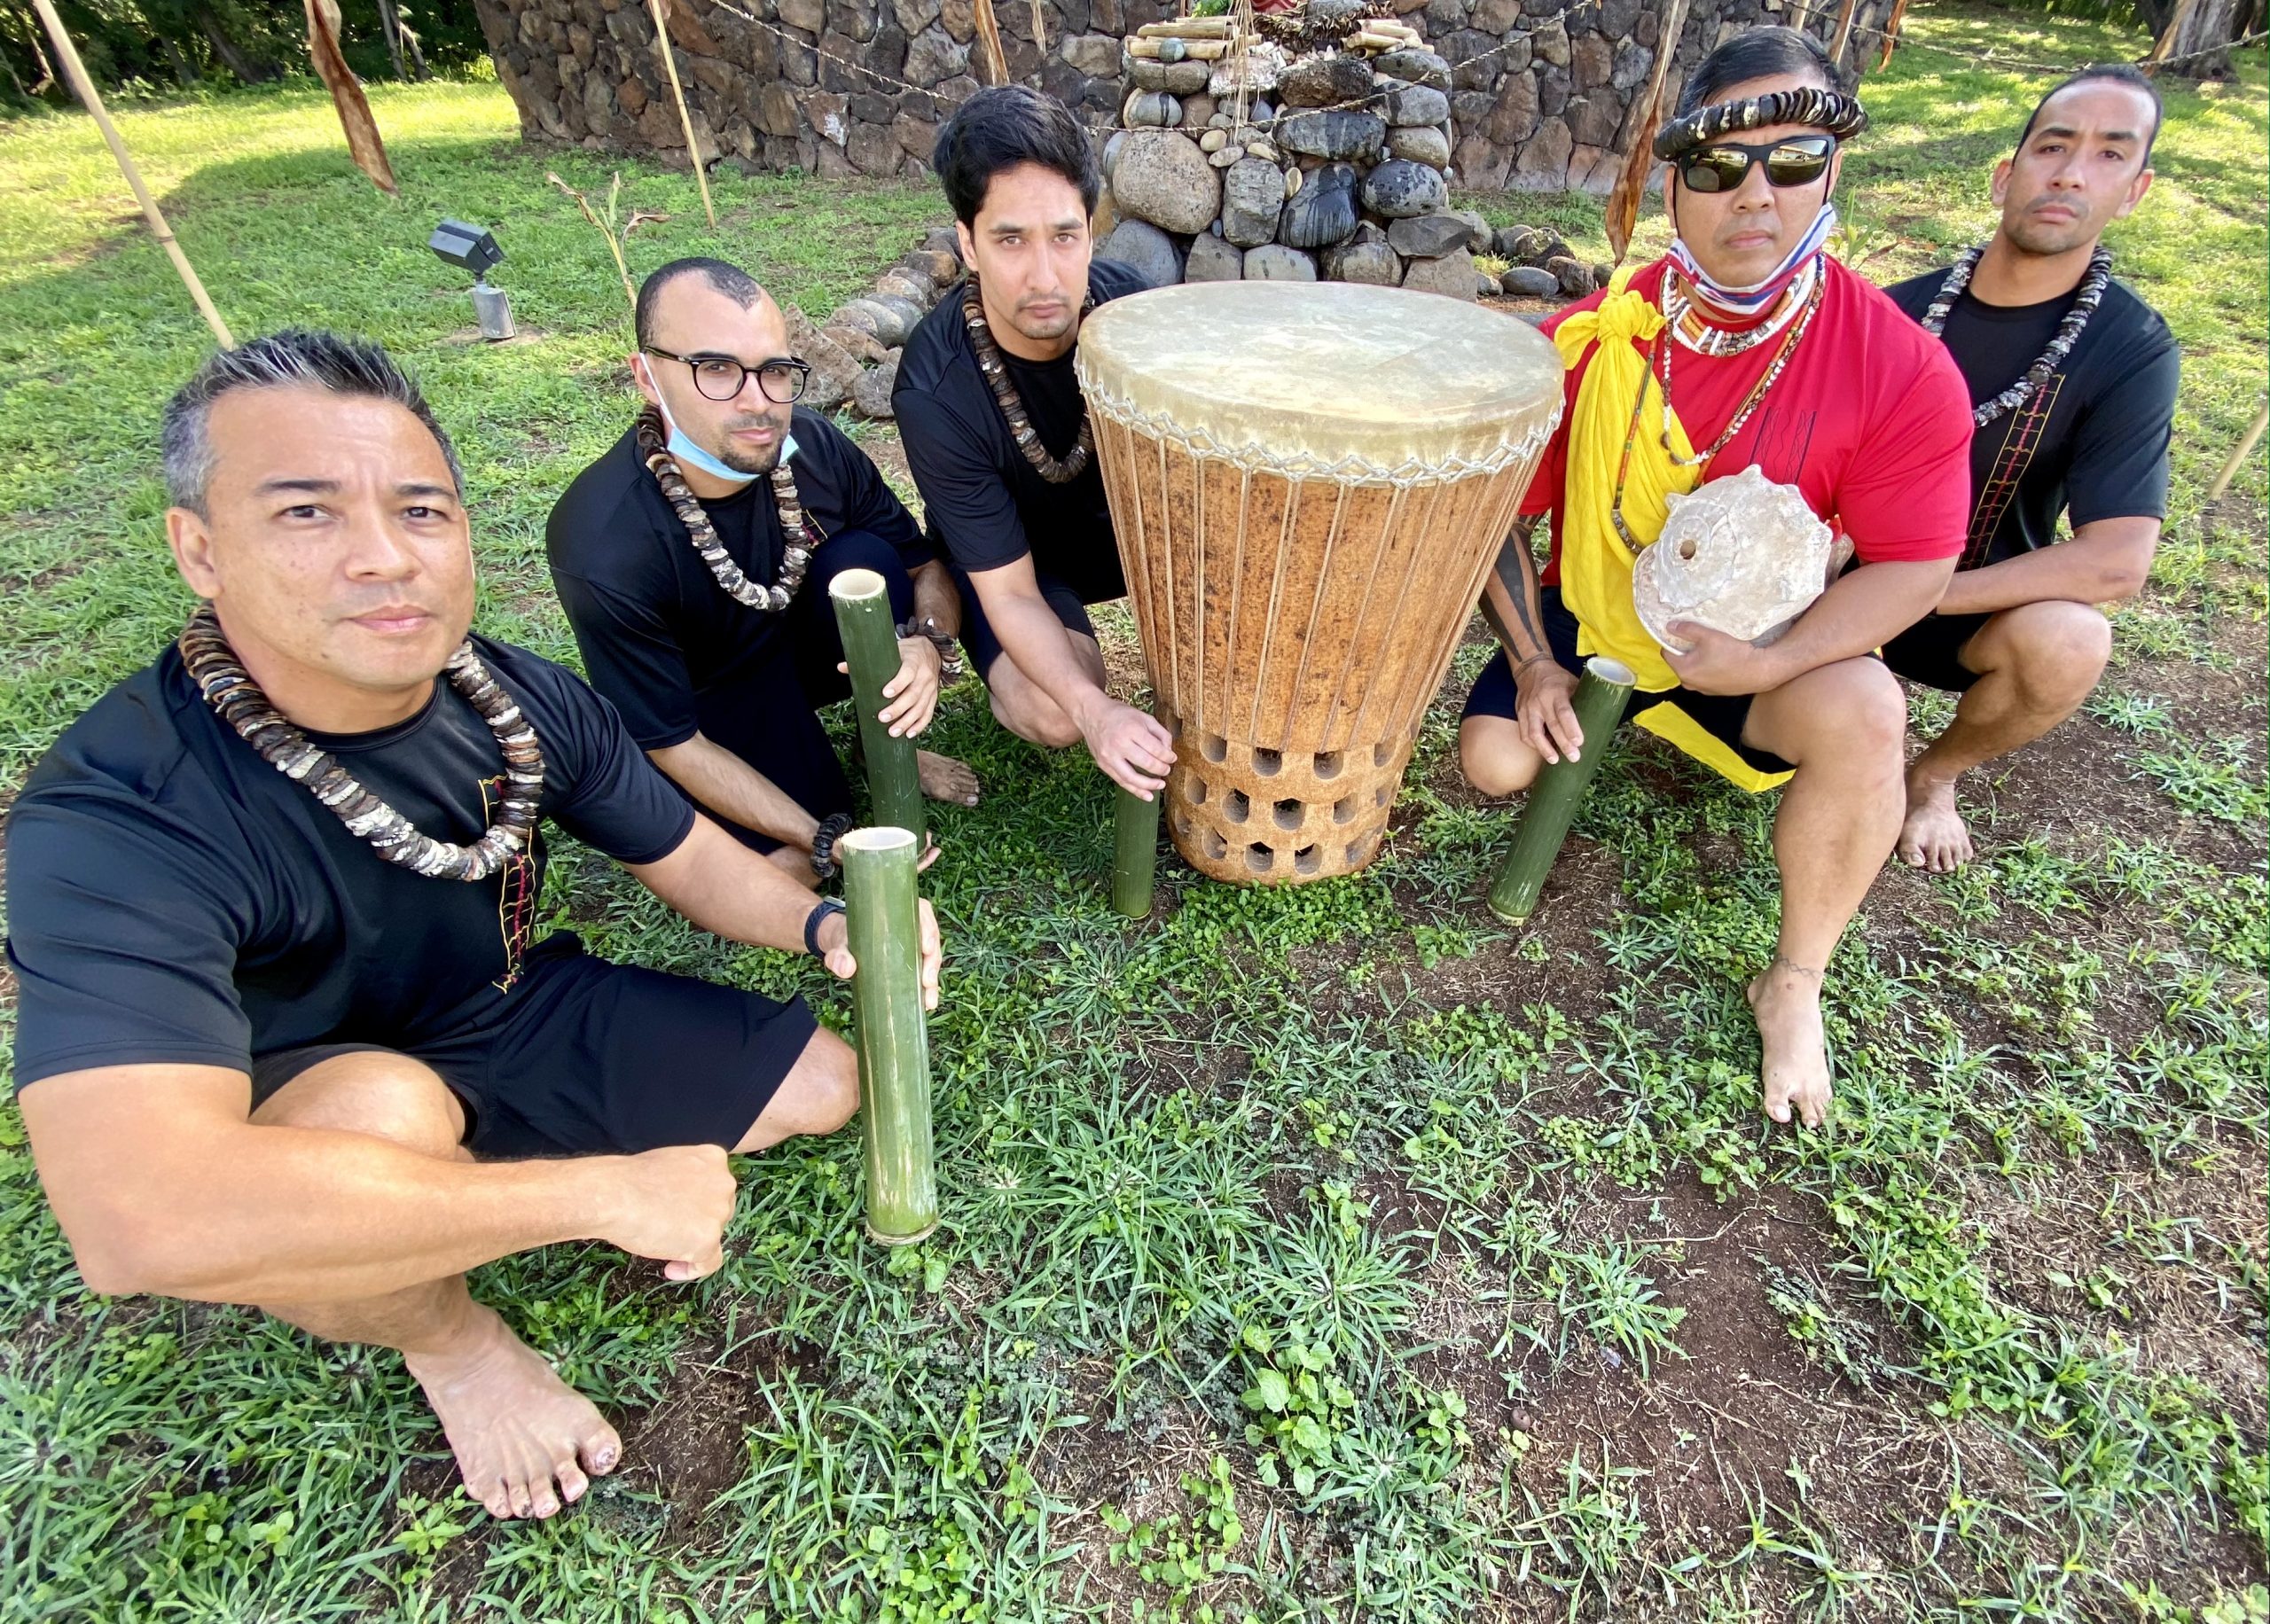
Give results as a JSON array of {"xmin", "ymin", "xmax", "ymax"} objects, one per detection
[
  {"xmin": 549, "ymin": 257, "xmax": 976, "ymax": 885},
  {"xmin": 894, "ymin": 86, "xmax": 1176, "ymax": 800},
  {"xmin": 1884, "ymin": 66, "xmax": 2179, "ymax": 871},
  {"xmin": 9, "ymin": 333, "xmax": 942, "ymax": 1524}
]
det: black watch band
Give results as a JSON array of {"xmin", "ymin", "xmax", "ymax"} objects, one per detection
[{"xmin": 803, "ymin": 897, "xmax": 846, "ymax": 957}]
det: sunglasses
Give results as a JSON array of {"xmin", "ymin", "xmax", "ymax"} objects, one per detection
[{"xmin": 1678, "ymin": 135, "xmax": 1837, "ymax": 194}]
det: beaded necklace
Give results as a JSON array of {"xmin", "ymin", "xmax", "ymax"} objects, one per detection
[
  {"xmin": 1663, "ymin": 257, "xmax": 1815, "ymax": 359},
  {"xmin": 961, "ymin": 277, "xmax": 1097, "ymax": 484},
  {"xmin": 179, "ymin": 605, "xmax": 544, "ymax": 883},
  {"xmin": 1919, "ymin": 245, "xmax": 2111, "ymax": 428},
  {"xmin": 635, "ymin": 408, "xmax": 816, "ymax": 612}
]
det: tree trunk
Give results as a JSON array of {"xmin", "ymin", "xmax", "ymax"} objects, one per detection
[
  {"xmin": 198, "ymin": 11, "xmax": 279, "ymax": 83},
  {"xmin": 373, "ymin": 0, "xmax": 409, "ymax": 79},
  {"xmin": 2150, "ymin": 0, "xmax": 2244, "ymax": 76}
]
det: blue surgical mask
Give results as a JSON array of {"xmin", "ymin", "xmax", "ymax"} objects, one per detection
[{"xmin": 644, "ymin": 362, "xmax": 796, "ymax": 484}]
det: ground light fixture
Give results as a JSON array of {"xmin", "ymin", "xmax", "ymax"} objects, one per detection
[{"xmin": 428, "ymin": 219, "xmax": 515, "ymax": 340}]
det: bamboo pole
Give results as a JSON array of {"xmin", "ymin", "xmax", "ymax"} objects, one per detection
[
  {"xmin": 1486, "ymin": 658, "xmax": 1637, "ymax": 925},
  {"xmin": 2204, "ymin": 399, "xmax": 2267, "ymax": 504},
  {"xmin": 28, "ymin": 0, "xmax": 233, "ymax": 348},
  {"xmin": 831, "ymin": 569, "xmax": 926, "ymax": 842},
  {"xmin": 842, "ymin": 826, "xmax": 939, "ymax": 1245},
  {"xmin": 1112, "ymin": 783, "xmax": 1160, "ymax": 918},
  {"xmin": 648, "ymin": 0, "xmax": 716, "ymax": 228}
]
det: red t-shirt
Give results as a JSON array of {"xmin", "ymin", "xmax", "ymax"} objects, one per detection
[{"xmin": 1523, "ymin": 256, "xmax": 1974, "ymax": 585}]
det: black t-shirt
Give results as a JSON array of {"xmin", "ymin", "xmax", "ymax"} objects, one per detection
[
  {"xmin": 545, "ymin": 408, "xmax": 931, "ymax": 751},
  {"xmin": 892, "ymin": 259, "xmax": 1150, "ymax": 602},
  {"xmin": 5, "ymin": 639, "xmax": 695, "ymax": 1091},
  {"xmin": 1885, "ymin": 268, "xmax": 2179, "ymax": 568}
]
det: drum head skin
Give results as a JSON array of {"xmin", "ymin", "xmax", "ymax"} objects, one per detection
[{"xmin": 1075, "ymin": 281, "xmax": 1563, "ymax": 485}]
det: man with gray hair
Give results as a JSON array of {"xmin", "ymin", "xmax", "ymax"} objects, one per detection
[{"xmin": 7, "ymin": 330, "xmax": 942, "ymax": 1522}]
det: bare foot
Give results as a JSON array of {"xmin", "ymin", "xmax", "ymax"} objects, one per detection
[
  {"xmin": 1898, "ymin": 768, "xmax": 1974, "ymax": 873},
  {"xmin": 1747, "ymin": 963, "xmax": 1832, "ymax": 1129},
  {"xmin": 403, "ymin": 1304, "xmax": 622, "ymax": 1520},
  {"xmin": 917, "ymin": 749, "xmax": 981, "ymax": 808}
]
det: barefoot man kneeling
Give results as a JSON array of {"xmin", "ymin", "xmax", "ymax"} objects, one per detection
[
  {"xmin": 9, "ymin": 332, "xmax": 943, "ymax": 1520},
  {"xmin": 1457, "ymin": 28, "xmax": 1973, "ymax": 1128},
  {"xmin": 1883, "ymin": 65, "xmax": 2178, "ymax": 871}
]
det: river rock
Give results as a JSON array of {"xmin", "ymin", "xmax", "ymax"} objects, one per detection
[
  {"xmin": 1277, "ymin": 161, "xmax": 1358, "ymax": 249},
  {"xmin": 1384, "ymin": 124, "xmax": 1450, "ymax": 168},
  {"xmin": 1384, "ymin": 83, "xmax": 1450, "ymax": 126},
  {"xmin": 1545, "ymin": 254, "xmax": 1597, "ymax": 295},
  {"xmin": 1402, "ymin": 247, "xmax": 1476, "ymax": 300},
  {"xmin": 1123, "ymin": 90, "xmax": 1180, "ymax": 127},
  {"xmin": 1387, "ymin": 213, "xmax": 1469, "ymax": 258},
  {"xmin": 1132, "ymin": 58, "xmax": 1212, "ymax": 94},
  {"xmin": 1245, "ymin": 243, "xmax": 1318, "ymax": 281},
  {"xmin": 1201, "ymin": 128, "xmax": 1229, "ymax": 152},
  {"xmin": 1278, "ymin": 52, "xmax": 1374, "ymax": 108},
  {"xmin": 1499, "ymin": 264, "xmax": 1561, "ymax": 297},
  {"xmin": 873, "ymin": 270, "xmax": 934, "ymax": 309},
  {"xmin": 1221, "ymin": 157, "xmax": 1284, "ymax": 247},
  {"xmin": 1100, "ymin": 217, "xmax": 1184, "ymax": 289},
  {"xmin": 1449, "ymin": 209, "xmax": 1492, "ymax": 252},
  {"xmin": 1185, "ymin": 231, "xmax": 1245, "ymax": 281},
  {"xmin": 1371, "ymin": 47, "xmax": 1450, "ymax": 89},
  {"xmin": 1277, "ymin": 108, "xmax": 1387, "ymax": 161},
  {"xmin": 1112, "ymin": 131, "xmax": 1221, "ymax": 234},
  {"xmin": 851, "ymin": 355, "xmax": 898, "ymax": 419},
  {"xmin": 841, "ymin": 297, "xmax": 912, "ymax": 347},
  {"xmin": 1325, "ymin": 240, "xmax": 1401, "ymax": 285},
  {"xmin": 870, "ymin": 294, "xmax": 928, "ymax": 340},
  {"xmin": 1360, "ymin": 160, "xmax": 1446, "ymax": 219}
]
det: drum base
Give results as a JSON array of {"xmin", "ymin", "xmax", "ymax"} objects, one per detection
[{"xmin": 1160, "ymin": 707, "xmax": 1397, "ymax": 883}]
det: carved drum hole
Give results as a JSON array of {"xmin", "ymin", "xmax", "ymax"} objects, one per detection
[
  {"xmin": 1373, "ymin": 742, "xmax": 1391, "ymax": 769},
  {"xmin": 1294, "ymin": 844, "xmax": 1321, "ymax": 876},
  {"xmin": 1252, "ymin": 746, "xmax": 1282, "ymax": 777},
  {"xmin": 1332, "ymin": 795, "xmax": 1356, "ymax": 825},
  {"xmin": 1225, "ymin": 789, "xmax": 1250, "ymax": 824},
  {"xmin": 1202, "ymin": 732, "xmax": 1228, "ymax": 764},
  {"xmin": 1272, "ymin": 798, "xmax": 1304, "ymax": 831},
  {"xmin": 1345, "ymin": 834, "xmax": 1375, "ymax": 865},
  {"xmin": 1245, "ymin": 842, "xmax": 1275, "ymax": 874},
  {"xmin": 1313, "ymin": 750, "xmax": 1343, "ymax": 780},
  {"xmin": 1188, "ymin": 776, "xmax": 1208, "ymax": 804},
  {"xmin": 1374, "ymin": 785, "xmax": 1389, "ymax": 808},
  {"xmin": 1203, "ymin": 829, "xmax": 1228, "ymax": 861},
  {"xmin": 1172, "ymin": 811, "xmax": 1193, "ymax": 839}
]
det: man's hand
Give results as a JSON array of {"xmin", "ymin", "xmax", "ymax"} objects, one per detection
[
  {"xmin": 838, "ymin": 636, "xmax": 943, "ymax": 738},
  {"xmin": 1515, "ymin": 659, "xmax": 1585, "ymax": 765},
  {"xmin": 1079, "ymin": 698, "xmax": 1177, "ymax": 798},
  {"xmin": 598, "ymin": 1144, "xmax": 738, "ymax": 1282},
  {"xmin": 1661, "ymin": 623, "xmax": 1786, "ymax": 697},
  {"xmin": 815, "ymin": 896, "xmax": 944, "ymax": 1011}
]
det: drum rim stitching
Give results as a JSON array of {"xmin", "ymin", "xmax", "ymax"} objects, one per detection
[{"xmin": 1072, "ymin": 392, "xmax": 1561, "ymax": 487}]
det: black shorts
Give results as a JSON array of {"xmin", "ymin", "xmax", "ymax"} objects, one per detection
[
  {"xmin": 248, "ymin": 936, "xmax": 819, "ymax": 1159},
  {"xmin": 948, "ymin": 563, "xmax": 1104, "ymax": 682},
  {"xmin": 1882, "ymin": 611, "xmax": 1990, "ymax": 693},
  {"xmin": 1460, "ymin": 587, "xmax": 1795, "ymax": 777}
]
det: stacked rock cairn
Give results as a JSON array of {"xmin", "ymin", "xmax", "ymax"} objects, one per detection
[{"xmin": 785, "ymin": 226, "xmax": 969, "ymax": 420}]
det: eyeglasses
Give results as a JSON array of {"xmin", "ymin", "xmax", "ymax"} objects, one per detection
[
  {"xmin": 1677, "ymin": 136, "xmax": 1837, "ymax": 195},
  {"xmin": 644, "ymin": 347, "xmax": 811, "ymax": 404}
]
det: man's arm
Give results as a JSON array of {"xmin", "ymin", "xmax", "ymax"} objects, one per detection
[
  {"xmin": 627, "ymin": 814, "xmax": 943, "ymax": 1008},
  {"xmin": 648, "ymin": 730, "xmax": 820, "ymax": 854},
  {"xmin": 911, "ymin": 559, "xmax": 961, "ymax": 637},
  {"xmin": 19, "ymin": 1066, "xmax": 731, "ymax": 1303},
  {"xmin": 1664, "ymin": 555, "xmax": 1958, "ymax": 696},
  {"xmin": 1479, "ymin": 515, "xmax": 1554, "ymax": 670},
  {"xmin": 1933, "ymin": 518, "xmax": 2158, "ymax": 618}
]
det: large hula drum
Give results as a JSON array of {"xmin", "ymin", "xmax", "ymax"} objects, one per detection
[{"xmin": 1076, "ymin": 282, "xmax": 1564, "ymax": 884}]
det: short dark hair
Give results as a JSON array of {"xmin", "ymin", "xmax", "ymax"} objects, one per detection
[
  {"xmin": 2016, "ymin": 64, "xmax": 2163, "ymax": 165},
  {"xmin": 1675, "ymin": 26, "xmax": 1846, "ymax": 119},
  {"xmin": 932, "ymin": 85, "xmax": 1099, "ymax": 227},
  {"xmin": 635, "ymin": 257, "xmax": 767, "ymax": 350},
  {"xmin": 161, "ymin": 330, "xmax": 463, "ymax": 517}
]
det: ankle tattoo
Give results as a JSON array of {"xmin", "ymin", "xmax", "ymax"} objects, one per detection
[{"xmin": 1769, "ymin": 954, "xmax": 1824, "ymax": 979}]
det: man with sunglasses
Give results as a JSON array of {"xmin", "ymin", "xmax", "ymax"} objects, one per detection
[
  {"xmin": 1883, "ymin": 66, "xmax": 2176, "ymax": 873},
  {"xmin": 1459, "ymin": 27, "xmax": 1973, "ymax": 1130},
  {"xmin": 547, "ymin": 258, "xmax": 977, "ymax": 886}
]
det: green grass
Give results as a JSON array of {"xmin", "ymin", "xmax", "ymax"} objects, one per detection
[{"xmin": 1, "ymin": 8, "xmax": 2266, "ymax": 1620}]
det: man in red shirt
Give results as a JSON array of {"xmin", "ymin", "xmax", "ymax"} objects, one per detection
[{"xmin": 1460, "ymin": 27, "xmax": 1973, "ymax": 1128}]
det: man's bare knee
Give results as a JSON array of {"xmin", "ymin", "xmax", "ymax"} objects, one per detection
[
  {"xmin": 251, "ymin": 1051, "xmax": 468, "ymax": 1161},
  {"xmin": 1980, "ymin": 602, "xmax": 2111, "ymax": 709},
  {"xmin": 733, "ymin": 1028, "xmax": 859, "ymax": 1152},
  {"xmin": 1758, "ymin": 660, "xmax": 1906, "ymax": 773},
  {"xmin": 1460, "ymin": 718, "xmax": 1541, "ymax": 797},
  {"xmin": 990, "ymin": 684, "xmax": 1083, "ymax": 750}
]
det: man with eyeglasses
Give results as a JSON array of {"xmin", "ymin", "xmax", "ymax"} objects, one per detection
[
  {"xmin": 1458, "ymin": 27, "xmax": 1973, "ymax": 1130},
  {"xmin": 547, "ymin": 258, "xmax": 977, "ymax": 887},
  {"xmin": 1883, "ymin": 65, "xmax": 2177, "ymax": 874}
]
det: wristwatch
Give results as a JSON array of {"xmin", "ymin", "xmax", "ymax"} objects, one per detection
[{"xmin": 803, "ymin": 897, "xmax": 847, "ymax": 957}]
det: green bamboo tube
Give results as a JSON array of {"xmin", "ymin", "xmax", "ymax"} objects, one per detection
[
  {"xmin": 1112, "ymin": 784, "xmax": 1160, "ymax": 918},
  {"xmin": 831, "ymin": 569, "xmax": 925, "ymax": 842},
  {"xmin": 1487, "ymin": 657, "xmax": 1637, "ymax": 925},
  {"xmin": 842, "ymin": 825, "xmax": 939, "ymax": 1245}
]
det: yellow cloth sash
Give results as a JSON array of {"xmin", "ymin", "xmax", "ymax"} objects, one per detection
[{"xmin": 1552, "ymin": 267, "xmax": 1793, "ymax": 793}]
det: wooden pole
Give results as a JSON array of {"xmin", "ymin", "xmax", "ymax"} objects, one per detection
[
  {"xmin": 831, "ymin": 569, "xmax": 926, "ymax": 842},
  {"xmin": 1875, "ymin": 0, "xmax": 1911, "ymax": 69},
  {"xmin": 648, "ymin": 0, "xmax": 716, "ymax": 228},
  {"xmin": 2204, "ymin": 399, "xmax": 2268, "ymax": 504},
  {"xmin": 842, "ymin": 827, "xmax": 939, "ymax": 1245},
  {"xmin": 1486, "ymin": 658, "xmax": 1636, "ymax": 925},
  {"xmin": 27, "ymin": 0, "xmax": 233, "ymax": 348},
  {"xmin": 1112, "ymin": 782, "xmax": 1160, "ymax": 918},
  {"xmin": 1828, "ymin": 0, "xmax": 1861, "ymax": 69}
]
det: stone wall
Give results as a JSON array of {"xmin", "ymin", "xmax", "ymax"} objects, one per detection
[{"xmin": 472, "ymin": 0, "xmax": 1893, "ymax": 191}]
